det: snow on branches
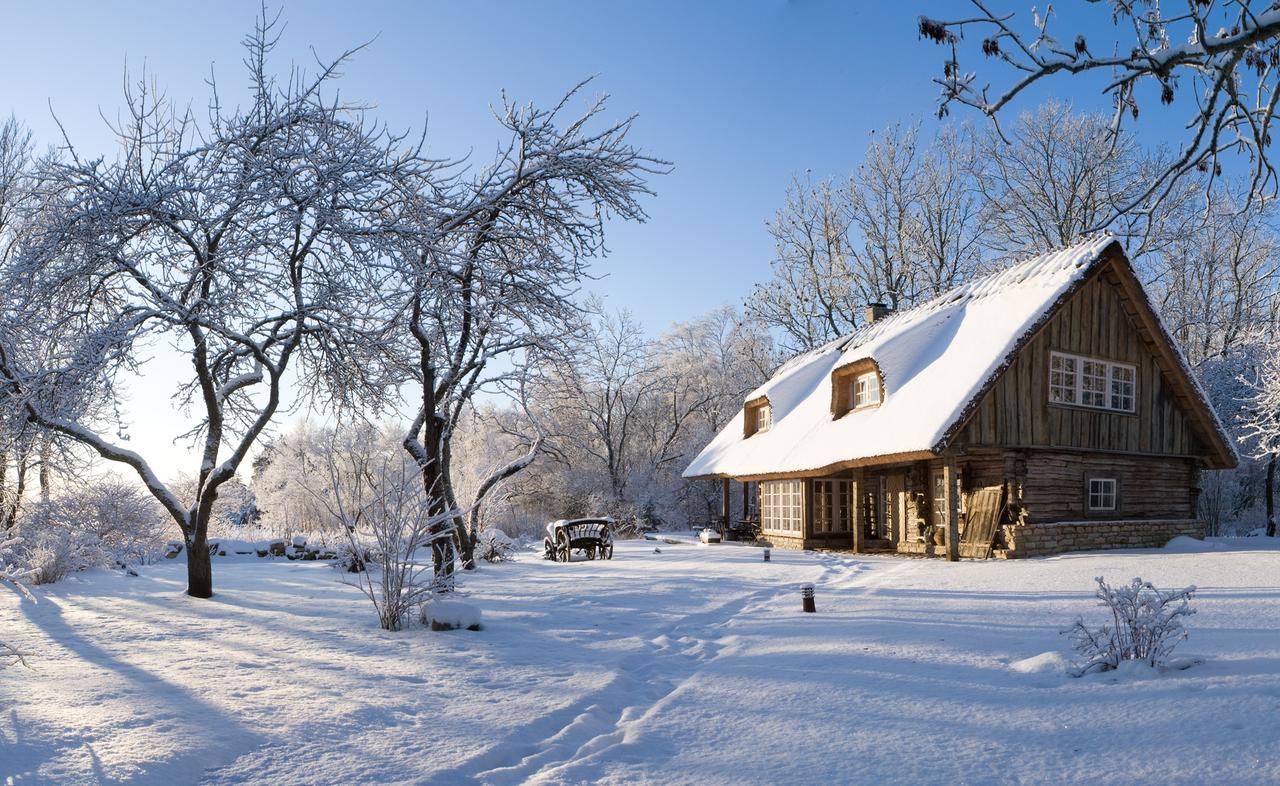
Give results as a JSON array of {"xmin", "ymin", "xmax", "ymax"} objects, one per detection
[
  {"xmin": 920, "ymin": 1, "xmax": 1280, "ymax": 208},
  {"xmin": 1065, "ymin": 576, "xmax": 1197, "ymax": 676},
  {"xmin": 0, "ymin": 13, "xmax": 435, "ymax": 598}
]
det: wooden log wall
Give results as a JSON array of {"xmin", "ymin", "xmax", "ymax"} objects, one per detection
[
  {"xmin": 957, "ymin": 271, "xmax": 1202, "ymax": 457},
  {"xmin": 1020, "ymin": 451, "xmax": 1196, "ymax": 522}
]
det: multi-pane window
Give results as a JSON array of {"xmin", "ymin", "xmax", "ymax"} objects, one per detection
[
  {"xmin": 1088, "ymin": 478, "xmax": 1117, "ymax": 511},
  {"xmin": 1049, "ymin": 352, "xmax": 1136, "ymax": 413},
  {"xmin": 761, "ymin": 479, "xmax": 803, "ymax": 533},
  {"xmin": 1049, "ymin": 354, "xmax": 1078, "ymax": 404},
  {"xmin": 852, "ymin": 372, "xmax": 881, "ymax": 409},
  {"xmin": 1110, "ymin": 365, "xmax": 1135, "ymax": 411},
  {"xmin": 812, "ymin": 479, "xmax": 851, "ymax": 533},
  {"xmin": 755, "ymin": 404, "xmax": 772, "ymax": 433}
]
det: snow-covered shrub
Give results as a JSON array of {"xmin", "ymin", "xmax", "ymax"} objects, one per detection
[
  {"xmin": 333, "ymin": 541, "xmax": 376, "ymax": 573},
  {"xmin": 1065, "ymin": 576, "xmax": 1197, "ymax": 675},
  {"xmin": 304, "ymin": 425, "xmax": 458, "ymax": 630},
  {"xmin": 20, "ymin": 526, "xmax": 103, "ymax": 585},
  {"xmin": 419, "ymin": 598, "xmax": 482, "ymax": 631},
  {"xmin": 477, "ymin": 528, "xmax": 516, "ymax": 563},
  {"xmin": 1, "ymin": 532, "xmax": 35, "ymax": 669}
]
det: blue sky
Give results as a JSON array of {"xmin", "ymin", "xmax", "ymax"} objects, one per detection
[{"xmin": 0, "ymin": 1, "xmax": 1184, "ymax": 473}]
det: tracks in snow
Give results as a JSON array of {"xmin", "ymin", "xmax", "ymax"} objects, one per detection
[{"xmin": 437, "ymin": 556, "xmax": 868, "ymax": 785}]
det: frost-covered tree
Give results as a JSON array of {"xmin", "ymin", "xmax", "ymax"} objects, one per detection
[
  {"xmin": 973, "ymin": 101, "xmax": 1184, "ymax": 259},
  {"xmin": 0, "ymin": 16, "xmax": 424, "ymax": 598},
  {"xmin": 509, "ymin": 304, "xmax": 773, "ymax": 532},
  {"xmin": 920, "ymin": 1, "xmax": 1280, "ymax": 207},
  {"xmin": 749, "ymin": 175, "xmax": 861, "ymax": 352},
  {"xmin": 383, "ymin": 82, "xmax": 667, "ymax": 570},
  {"xmin": 751, "ymin": 124, "xmax": 989, "ymax": 352}
]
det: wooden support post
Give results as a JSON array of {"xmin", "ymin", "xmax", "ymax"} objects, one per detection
[
  {"xmin": 851, "ymin": 468, "xmax": 864, "ymax": 554},
  {"xmin": 721, "ymin": 477, "xmax": 731, "ymax": 536},
  {"xmin": 944, "ymin": 452, "xmax": 960, "ymax": 562}
]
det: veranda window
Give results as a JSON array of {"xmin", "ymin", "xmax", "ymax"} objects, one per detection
[
  {"xmin": 812, "ymin": 479, "xmax": 851, "ymax": 533},
  {"xmin": 761, "ymin": 479, "xmax": 803, "ymax": 534}
]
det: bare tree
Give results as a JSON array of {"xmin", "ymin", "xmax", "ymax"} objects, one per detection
[
  {"xmin": 914, "ymin": 124, "xmax": 988, "ymax": 297},
  {"xmin": 973, "ymin": 101, "xmax": 1183, "ymax": 259},
  {"xmin": 0, "ymin": 15, "xmax": 423, "ymax": 597},
  {"xmin": 388, "ymin": 82, "xmax": 667, "ymax": 571},
  {"xmin": 749, "ymin": 175, "xmax": 861, "ymax": 352},
  {"xmin": 920, "ymin": 1, "xmax": 1280, "ymax": 207},
  {"xmin": 847, "ymin": 124, "xmax": 923, "ymax": 309}
]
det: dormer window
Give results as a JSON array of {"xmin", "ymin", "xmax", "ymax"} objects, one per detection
[
  {"xmin": 831, "ymin": 359, "xmax": 884, "ymax": 418},
  {"xmin": 852, "ymin": 372, "xmax": 880, "ymax": 409},
  {"xmin": 743, "ymin": 397, "xmax": 772, "ymax": 437}
]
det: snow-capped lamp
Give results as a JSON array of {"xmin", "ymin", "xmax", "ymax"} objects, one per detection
[{"xmin": 801, "ymin": 583, "xmax": 816, "ymax": 613}]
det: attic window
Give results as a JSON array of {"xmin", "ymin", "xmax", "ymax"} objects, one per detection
[
  {"xmin": 1049, "ymin": 352, "xmax": 1136, "ymax": 413},
  {"xmin": 744, "ymin": 398, "xmax": 772, "ymax": 437},
  {"xmin": 831, "ymin": 359, "xmax": 883, "ymax": 418},
  {"xmin": 852, "ymin": 372, "xmax": 881, "ymax": 409}
]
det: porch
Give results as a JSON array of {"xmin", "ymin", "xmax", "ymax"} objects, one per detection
[{"xmin": 713, "ymin": 452, "xmax": 983, "ymax": 561}]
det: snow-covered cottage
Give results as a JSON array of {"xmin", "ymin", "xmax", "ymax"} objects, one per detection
[{"xmin": 683, "ymin": 235, "xmax": 1237, "ymax": 559}]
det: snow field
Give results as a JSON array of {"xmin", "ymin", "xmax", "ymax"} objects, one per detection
[{"xmin": 1, "ymin": 539, "xmax": 1278, "ymax": 784}]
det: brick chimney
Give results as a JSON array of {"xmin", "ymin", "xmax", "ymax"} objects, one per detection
[{"xmin": 864, "ymin": 302, "xmax": 891, "ymax": 323}]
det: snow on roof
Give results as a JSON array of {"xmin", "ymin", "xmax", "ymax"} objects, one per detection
[{"xmin": 683, "ymin": 234, "xmax": 1122, "ymax": 479}]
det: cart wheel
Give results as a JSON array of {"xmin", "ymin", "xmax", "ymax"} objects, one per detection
[
  {"xmin": 558, "ymin": 533, "xmax": 572, "ymax": 563},
  {"xmin": 544, "ymin": 539, "xmax": 555, "ymax": 561},
  {"xmin": 586, "ymin": 546, "xmax": 597, "ymax": 560},
  {"xmin": 603, "ymin": 543, "xmax": 614, "ymax": 560}
]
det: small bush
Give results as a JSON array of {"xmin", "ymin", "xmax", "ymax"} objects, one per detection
[
  {"xmin": 477, "ymin": 528, "xmax": 516, "ymax": 563},
  {"xmin": 334, "ymin": 542, "xmax": 376, "ymax": 573},
  {"xmin": 1065, "ymin": 576, "xmax": 1196, "ymax": 676},
  {"xmin": 21, "ymin": 528, "xmax": 103, "ymax": 585}
]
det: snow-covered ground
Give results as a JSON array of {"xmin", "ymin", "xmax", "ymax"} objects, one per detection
[{"xmin": 3, "ymin": 537, "xmax": 1280, "ymax": 785}]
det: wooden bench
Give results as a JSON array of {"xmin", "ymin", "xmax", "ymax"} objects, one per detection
[{"xmin": 544, "ymin": 519, "xmax": 614, "ymax": 562}]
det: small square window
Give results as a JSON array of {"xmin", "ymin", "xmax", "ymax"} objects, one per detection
[{"xmin": 1088, "ymin": 478, "xmax": 1117, "ymax": 511}]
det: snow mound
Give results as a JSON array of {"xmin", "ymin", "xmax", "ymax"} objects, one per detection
[
  {"xmin": 1163, "ymin": 535, "xmax": 1212, "ymax": 552},
  {"xmin": 1009, "ymin": 651, "xmax": 1070, "ymax": 675},
  {"xmin": 422, "ymin": 599, "xmax": 482, "ymax": 631}
]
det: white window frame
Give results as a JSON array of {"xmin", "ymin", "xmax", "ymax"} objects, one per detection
[
  {"xmin": 761, "ymin": 479, "xmax": 803, "ymax": 534},
  {"xmin": 1049, "ymin": 351, "xmax": 1136, "ymax": 413},
  {"xmin": 851, "ymin": 371, "xmax": 881, "ymax": 409},
  {"xmin": 754, "ymin": 403, "xmax": 772, "ymax": 433},
  {"xmin": 1087, "ymin": 478, "xmax": 1117, "ymax": 511}
]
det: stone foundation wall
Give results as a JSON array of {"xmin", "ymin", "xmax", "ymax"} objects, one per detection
[
  {"xmin": 756, "ymin": 533, "xmax": 806, "ymax": 550},
  {"xmin": 895, "ymin": 541, "xmax": 993, "ymax": 559},
  {"xmin": 1001, "ymin": 518, "xmax": 1204, "ymax": 558}
]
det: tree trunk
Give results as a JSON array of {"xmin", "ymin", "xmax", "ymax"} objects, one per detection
[
  {"xmin": 1267, "ymin": 452, "xmax": 1277, "ymax": 538},
  {"xmin": 38, "ymin": 437, "xmax": 51, "ymax": 504},
  {"xmin": 440, "ymin": 441, "xmax": 475, "ymax": 570},
  {"xmin": 186, "ymin": 523, "xmax": 213, "ymax": 598},
  {"xmin": 2, "ymin": 454, "xmax": 27, "ymax": 531},
  {"xmin": 421, "ymin": 413, "xmax": 456, "ymax": 590}
]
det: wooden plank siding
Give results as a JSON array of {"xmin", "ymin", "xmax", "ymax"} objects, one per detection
[{"xmin": 957, "ymin": 270, "xmax": 1203, "ymax": 458}]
